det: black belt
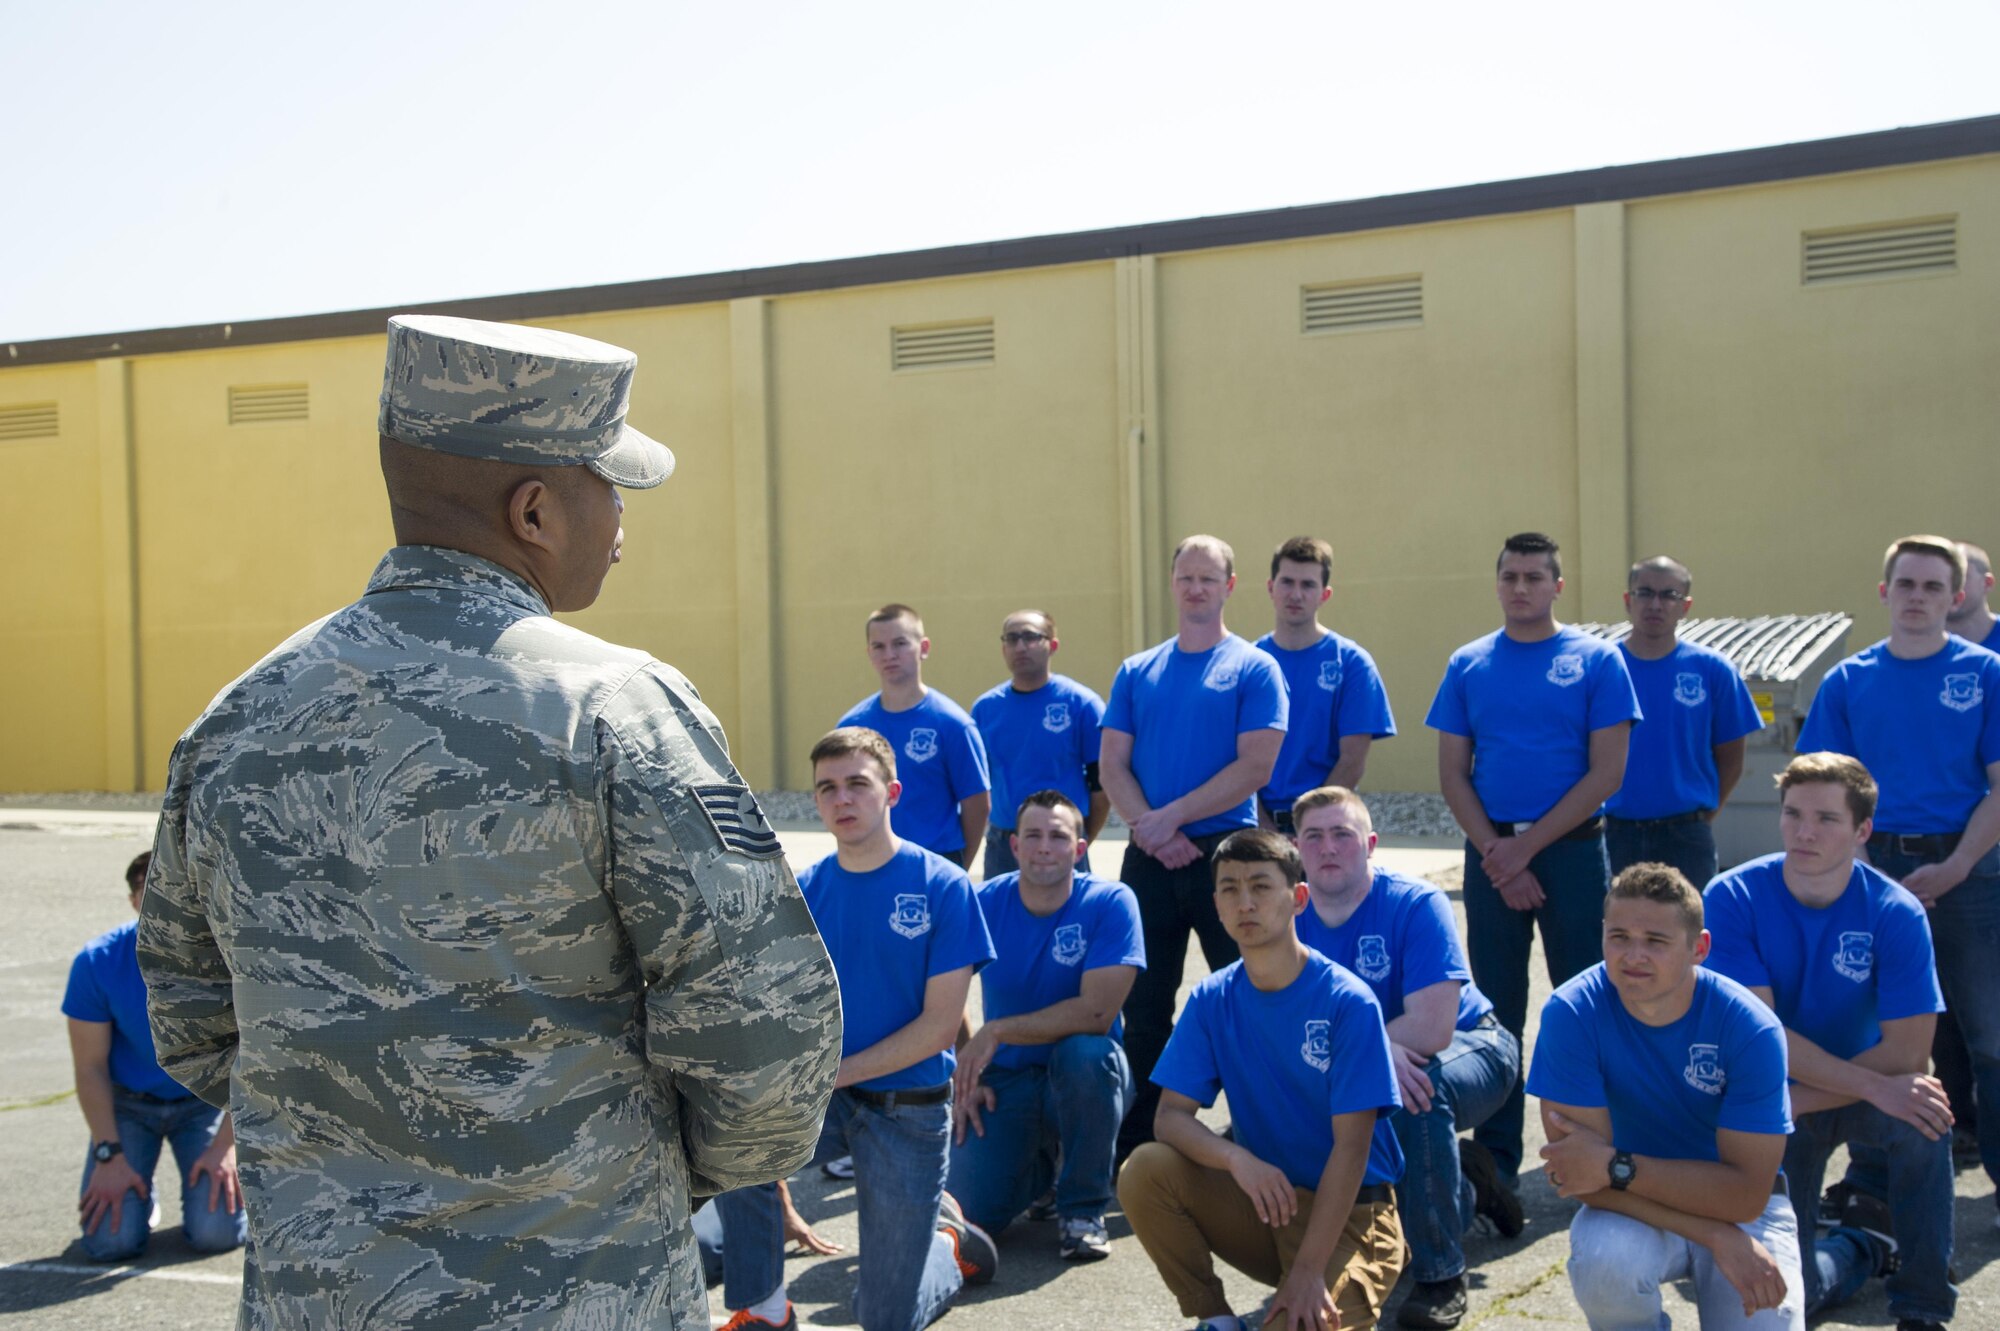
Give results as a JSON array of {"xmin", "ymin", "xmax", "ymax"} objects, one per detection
[
  {"xmin": 1607, "ymin": 810, "xmax": 1707, "ymax": 828},
  {"xmin": 1355, "ymin": 1183, "xmax": 1393, "ymax": 1206},
  {"xmin": 1269, "ymin": 807, "xmax": 1296, "ymax": 836},
  {"xmin": 114, "ymin": 1086, "xmax": 196, "ymax": 1105},
  {"xmin": 1492, "ymin": 816, "xmax": 1603, "ymax": 843},
  {"xmin": 1869, "ymin": 830, "xmax": 1962, "ymax": 859},
  {"xmin": 845, "ymin": 1083, "xmax": 952, "ymax": 1109}
]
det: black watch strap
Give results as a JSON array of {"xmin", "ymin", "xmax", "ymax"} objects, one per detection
[
  {"xmin": 93, "ymin": 1140, "xmax": 123, "ymax": 1163},
  {"xmin": 1608, "ymin": 1149, "xmax": 1636, "ymax": 1190}
]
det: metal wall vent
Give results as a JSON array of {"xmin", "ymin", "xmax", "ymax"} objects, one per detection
[
  {"xmin": 891, "ymin": 320, "xmax": 995, "ymax": 371},
  {"xmin": 0, "ymin": 401, "xmax": 59, "ymax": 441},
  {"xmin": 228, "ymin": 383, "xmax": 309, "ymax": 425},
  {"xmin": 1302, "ymin": 276, "xmax": 1423, "ymax": 334},
  {"xmin": 1803, "ymin": 218, "xmax": 1956, "ymax": 286}
]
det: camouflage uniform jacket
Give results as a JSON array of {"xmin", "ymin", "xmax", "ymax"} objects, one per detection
[{"xmin": 138, "ymin": 545, "xmax": 841, "ymax": 1330}]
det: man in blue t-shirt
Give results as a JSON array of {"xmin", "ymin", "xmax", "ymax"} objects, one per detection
[
  {"xmin": 63, "ymin": 850, "xmax": 247, "ymax": 1263},
  {"xmin": 1797, "ymin": 535, "xmax": 2000, "ymax": 1214},
  {"xmin": 948, "ymin": 791, "xmax": 1143, "ymax": 1262},
  {"xmin": 1607, "ymin": 555, "xmax": 1765, "ymax": 887},
  {"xmin": 711, "ymin": 727, "xmax": 999, "ymax": 1331},
  {"xmin": 1426, "ymin": 531, "xmax": 1640, "ymax": 1189},
  {"xmin": 969, "ymin": 610, "xmax": 1109, "ymax": 878},
  {"xmin": 840, "ymin": 603, "xmax": 991, "ymax": 868},
  {"xmin": 1290, "ymin": 788, "xmax": 1518, "ymax": 1331},
  {"xmin": 1101, "ymin": 534, "xmax": 1288, "ymax": 1161},
  {"xmin": 1944, "ymin": 541, "xmax": 2000, "ymax": 654},
  {"xmin": 1119, "ymin": 830, "xmax": 1405, "ymax": 1331},
  {"xmin": 1257, "ymin": 536, "xmax": 1397, "ymax": 834},
  {"xmin": 1529, "ymin": 864, "xmax": 1801, "ymax": 1330},
  {"xmin": 1703, "ymin": 752, "xmax": 1956, "ymax": 1327}
]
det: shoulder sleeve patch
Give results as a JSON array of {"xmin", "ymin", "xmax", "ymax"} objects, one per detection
[{"xmin": 691, "ymin": 784, "xmax": 784, "ymax": 859}]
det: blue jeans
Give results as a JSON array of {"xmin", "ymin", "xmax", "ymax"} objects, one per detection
[
  {"xmin": 1461, "ymin": 831, "xmax": 1610, "ymax": 1179},
  {"xmin": 1567, "ymin": 1192, "xmax": 1805, "ymax": 1330},
  {"xmin": 1389, "ymin": 1018, "xmax": 1521, "ymax": 1283},
  {"xmin": 78, "ymin": 1088, "xmax": 246, "ymax": 1261},
  {"xmin": 692, "ymin": 1182, "xmax": 783, "ymax": 1310},
  {"xmin": 1606, "ymin": 814, "xmax": 1718, "ymax": 889},
  {"xmin": 982, "ymin": 825, "xmax": 1018, "ymax": 879},
  {"xmin": 947, "ymin": 1033, "xmax": 1132, "ymax": 1233},
  {"xmin": 1785, "ymin": 1103, "xmax": 1956, "ymax": 1323},
  {"xmin": 819, "ymin": 1088, "xmax": 963, "ymax": 1331}
]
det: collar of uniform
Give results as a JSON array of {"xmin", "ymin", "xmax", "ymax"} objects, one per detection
[{"xmin": 364, "ymin": 545, "xmax": 550, "ymax": 616}]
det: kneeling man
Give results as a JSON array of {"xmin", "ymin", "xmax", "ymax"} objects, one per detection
[
  {"xmin": 1530, "ymin": 863, "xmax": 1802, "ymax": 1330},
  {"xmin": 1120, "ymin": 829, "xmax": 1406, "ymax": 1331},
  {"xmin": 950, "ymin": 791, "xmax": 1145, "ymax": 1262}
]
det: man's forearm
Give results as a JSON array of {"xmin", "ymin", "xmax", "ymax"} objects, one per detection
[
  {"xmin": 73, "ymin": 1063, "xmax": 120, "ymax": 1143},
  {"xmin": 958, "ymin": 792, "xmax": 990, "ymax": 860},
  {"xmin": 978, "ymin": 995, "xmax": 1120, "ymax": 1049},
  {"xmin": 1099, "ymin": 760, "xmax": 1152, "ymax": 824},
  {"xmin": 1324, "ymin": 735, "xmax": 1373, "ymax": 793},
  {"xmin": 1291, "ymin": 1127, "xmax": 1373, "ymax": 1275},
  {"xmin": 1575, "ymin": 1186, "xmax": 1738, "ymax": 1250},
  {"xmin": 1784, "ymin": 1031, "xmax": 1898, "ymax": 1102},
  {"xmin": 1163, "ymin": 752, "xmax": 1279, "ymax": 828},
  {"xmin": 1438, "ymin": 765, "xmax": 1497, "ymax": 845},
  {"xmin": 1519, "ymin": 761, "xmax": 1623, "ymax": 853},
  {"xmin": 1154, "ymin": 1105, "xmax": 1245, "ymax": 1173},
  {"xmin": 840, "ymin": 1009, "xmax": 960, "ymax": 1087},
  {"xmin": 1085, "ymin": 791, "xmax": 1111, "ymax": 843},
  {"xmin": 1713, "ymin": 740, "xmax": 1747, "ymax": 810},
  {"xmin": 1623, "ymin": 1152, "xmax": 1773, "ymax": 1224},
  {"xmin": 1946, "ymin": 786, "xmax": 2000, "ymax": 872}
]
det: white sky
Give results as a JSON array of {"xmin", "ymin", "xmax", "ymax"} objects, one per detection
[{"xmin": 4, "ymin": 0, "xmax": 1996, "ymax": 344}]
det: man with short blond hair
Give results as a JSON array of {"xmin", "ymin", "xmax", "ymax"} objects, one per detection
[
  {"xmin": 1946, "ymin": 541, "xmax": 2000, "ymax": 653},
  {"xmin": 971, "ymin": 610, "xmax": 1109, "ymax": 877}
]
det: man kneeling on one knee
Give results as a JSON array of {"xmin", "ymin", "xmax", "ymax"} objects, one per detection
[
  {"xmin": 1120, "ymin": 829, "xmax": 1406, "ymax": 1331},
  {"xmin": 950, "ymin": 790, "xmax": 1145, "ymax": 1263}
]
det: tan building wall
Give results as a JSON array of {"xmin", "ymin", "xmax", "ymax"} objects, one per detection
[{"xmin": 3, "ymin": 143, "xmax": 1996, "ymax": 795}]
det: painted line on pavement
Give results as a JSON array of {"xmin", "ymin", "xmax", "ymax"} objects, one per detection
[{"xmin": 0, "ymin": 1258, "xmax": 241, "ymax": 1286}]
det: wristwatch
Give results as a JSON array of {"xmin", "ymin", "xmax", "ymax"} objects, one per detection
[
  {"xmin": 93, "ymin": 1140, "xmax": 123, "ymax": 1164},
  {"xmin": 1608, "ymin": 1150, "xmax": 1636, "ymax": 1191}
]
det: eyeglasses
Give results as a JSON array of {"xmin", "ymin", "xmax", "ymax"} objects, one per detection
[
  {"xmin": 1630, "ymin": 588, "xmax": 1688, "ymax": 604},
  {"xmin": 1000, "ymin": 631, "xmax": 1049, "ymax": 646}
]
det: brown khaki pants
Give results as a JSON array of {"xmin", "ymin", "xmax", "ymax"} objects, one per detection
[{"xmin": 1118, "ymin": 1142, "xmax": 1408, "ymax": 1329}]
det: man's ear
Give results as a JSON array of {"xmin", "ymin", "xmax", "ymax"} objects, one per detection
[{"xmin": 508, "ymin": 477, "xmax": 556, "ymax": 550}]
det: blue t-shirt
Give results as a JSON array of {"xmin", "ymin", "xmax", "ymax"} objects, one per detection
[
  {"xmin": 1152, "ymin": 950, "xmax": 1403, "ymax": 1189},
  {"xmin": 61, "ymin": 919, "xmax": 191, "ymax": 1101},
  {"xmin": 1983, "ymin": 621, "xmax": 2000, "ymax": 654},
  {"xmin": 1255, "ymin": 631, "xmax": 1397, "ymax": 809},
  {"xmin": 1296, "ymin": 867, "xmax": 1495, "ymax": 1032},
  {"xmin": 970, "ymin": 675, "xmax": 1105, "ymax": 831},
  {"xmin": 1608, "ymin": 640, "xmax": 1766, "ymax": 820},
  {"xmin": 1796, "ymin": 637, "xmax": 2000, "ymax": 834},
  {"xmin": 1703, "ymin": 853, "xmax": 1943, "ymax": 1062},
  {"xmin": 1527, "ymin": 964, "xmax": 1791, "ymax": 1162},
  {"xmin": 1103, "ymin": 634, "xmax": 1288, "ymax": 838},
  {"xmin": 1425, "ymin": 627, "xmax": 1642, "ymax": 824},
  {"xmin": 799, "ymin": 842, "xmax": 996, "ymax": 1092},
  {"xmin": 974, "ymin": 872, "xmax": 1146, "ymax": 1070},
  {"xmin": 839, "ymin": 689, "xmax": 991, "ymax": 855}
]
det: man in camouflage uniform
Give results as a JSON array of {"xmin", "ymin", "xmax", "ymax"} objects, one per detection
[{"xmin": 138, "ymin": 314, "xmax": 841, "ymax": 1330}]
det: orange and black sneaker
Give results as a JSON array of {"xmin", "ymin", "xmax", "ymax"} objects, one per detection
[
  {"xmin": 935, "ymin": 1191, "xmax": 998, "ymax": 1286},
  {"xmin": 719, "ymin": 1304, "xmax": 796, "ymax": 1330}
]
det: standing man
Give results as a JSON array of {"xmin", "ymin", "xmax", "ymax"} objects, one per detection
[
  {"xmin": 1288, "ymin": 788, "xmax": 1520, "ymax": 1331},
  {"xmin": 950, "ymin": 791, "xmax": 1144, "ymax": 1262},
  {"xmin": 1606, "ymin": 556, "xmax": 1765, "ymax": 886},
  {"xmin": 970, "ymin": 610, "xmax": 1110, "ymax": 878},
  {"xmin": 138, "ymin": 315, "xmax": 841, "ymax": 1330},
  {"xmin": 1529, "ymin": 865, "xmax": 1802, "ymax": 1330},
  {"xmin": 1945, "ymin": 541, "xmax": 2000, "ymax": 652},
  {"xmin": 1258, "ymin": 536, "xmax": 1398, "ymax": 834},
  {"xmin": 1703, "ymin": 753, "xmax": 1956, "ymax": 1329},
  {"xmin": 1101, "ymin": 534, "xmax": 1288, "ymax": 1160},
  {"xmin": 1118, "ymin": 829, "xmax": 1406, "ymax": 1331},
  {"xmin": 841, "ymin": 605, "xmax": 991, "ymax": 868},
  {"xmin": 1797, "ymin": 535, "xmax": 2000, "ymax": 1210},
  {"xmin": 1426, "ymin": 530, "xmax": 1640, "ymax": 1191}
]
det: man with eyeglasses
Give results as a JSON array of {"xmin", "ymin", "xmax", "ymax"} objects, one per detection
[
  {"xmin": 1605, "ymin": 556, "xmax": 1765, "ymax": 887},
  {"xmin": 970, "ymin": 611, "xmax": 1110, "ymax": 879}
]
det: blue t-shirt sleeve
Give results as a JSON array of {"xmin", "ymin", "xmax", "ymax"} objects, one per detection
[
  {"xmin": 1150, "ymin": 987, "xmax": 1221, "ymax": 1105},
  {"xmin": 1079, "ymin": 688, "xmax": 1105, "ymax": 764},
  {"xmin": 1086, "ymin": 886, "xmax": 1147, "ymax": 971},
  {"xmin": 1587, "ymin": 648, "xmax": 1644, "ymax": 730},
  {"xmin": 61, "ymin": 949, "xmax": 111, "ymax": 1023},
  {"xmin": 1797, "ymin": 670, "xmax": 1852, "ymax": 757},
  {"xmin": 929, "ymin": 872, "xmax": 997, "ymax": 977},
  {"xmin": 946, "ymin": 716, "xmax": 991, "ymax": 799},
  {"xmin": 1717, "ymin": 1003, "xmax": 1793, "ymax": 1137},
  {"xmin": 1875, "ymin": 895, "xmax": 1945, "ymax": 1022},
  {"xmin": 1525, "ymin": 992, "xmax": 1608, "ymax": 1108},
  {"xmin": 1326, "ymin": 985, "xmax": 1401, "ymax": 1118},
  {"xmin": 838, "ymin": 698, "xmax": 869, "ymax": 728},
  {"xmin": 1699, "ymin": 884, "xmax": 1771, "ymax": 990},
  {"xmin": 1979, "ymin": 654, "xmax": 2000, "ymax": 766},
  {"xmin": 1239, "ymin": 650, "xmax": 1288, "ymax": 734},
  {"xmin": 1335, "ymin": 646, "xmax": 1397, "ymax": 740},
  {"xmin": 1103, "ymin": 664, "xmax": 1135, "ymax": 736},
  {"xmin": 1402, "ymin": 892, "xmax": 1472, "ymax": 993},
  {"xmin": 1713, "ymin": 664, "xmax": 1766, "ymax": 746},
  {"xmin": 1424, "ymin": 656, "xmax": 1471, "ymax": 737}
]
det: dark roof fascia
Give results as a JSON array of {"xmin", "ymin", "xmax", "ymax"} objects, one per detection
[{"xmin": 9, "ymin": 113, "xmax": 2000, "ymax": 370}]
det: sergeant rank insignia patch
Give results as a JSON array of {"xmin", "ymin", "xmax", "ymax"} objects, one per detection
[{"xmin": 691, "ymin": 784, "xmax": 784, "ymax": 858}]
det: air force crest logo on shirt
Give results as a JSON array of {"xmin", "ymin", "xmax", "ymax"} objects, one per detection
[
  {"xmin": 1043, "ymin": 703, "xmax": 1071, "ymax": 734},
  {"xmin": 1833, "ymin": 931, "xmax": 1873, "ymax": 983},
  {"xmin": 1354, "ymin": 935, "xmax": 1392, "ymax": 982},
  {"xmin": 1674, "ymin": 672, "xmax": 1708, "ymax": 707},
  {"xmin": 1051, "ymin": 924, "xmax": 1087, "ymax": 966},
  {"xmin": 1547, "ymin": 654, "xmax": 1585, "ymax": 687},
  {"xmin": 1942, "ymin": 673, "xmax": 1984, "ymax": 713},
  {"xmin": 904, "ymin": 728, "xmax": 939, "ymax": 763},
  {"xmin": 1205, "ymin": 666, "xmax": 1239, "ymax": 692},
  {"xmin": 1683, "ymin": 1043, "xmax": 1724, "ymax": 1095},
  {"xmin": 1318, "ymin": 659, "xmax": 1343, "ymax": 692},
  {"xmin": 889, "ymin": 893, "xmax": 932, "ymax": 939},
  {"xmin": 1301, "ymin": 1019, "xmax": 1332, "ymax": 1072}
]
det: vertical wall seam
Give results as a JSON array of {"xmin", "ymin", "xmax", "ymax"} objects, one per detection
[
  {"xmin": 95, "ymin": 357, "xmax": 142, "ymax": 790},
  {"xmin": 729, "ymin": 299, "xmax": 780, "ymax": 788}
]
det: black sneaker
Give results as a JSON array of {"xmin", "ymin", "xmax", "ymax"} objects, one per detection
[
  {"xmin": 1459, "ymin": 1140, "xmax": 1524, "ymax": 1239},
  {"xmin": 1396, "ymin": 1275, "xmax": 1468, "ymax": 1329},
  {"xmin": 1025, "ymin": 1188, "xmax": 1058, "ymax": 1222},
  {"xmin": 1832, "ymin": 1189, "xmax": 1898, "ymax": 1271},
  {"xmin": 1894, "ymin": 1319, "xmax": 1947, "ymax": 1331}
]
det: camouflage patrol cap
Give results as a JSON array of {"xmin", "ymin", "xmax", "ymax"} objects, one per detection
[{"xmin": 379, "ymin": 314, "xmax": 674, "ymax": 488}]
